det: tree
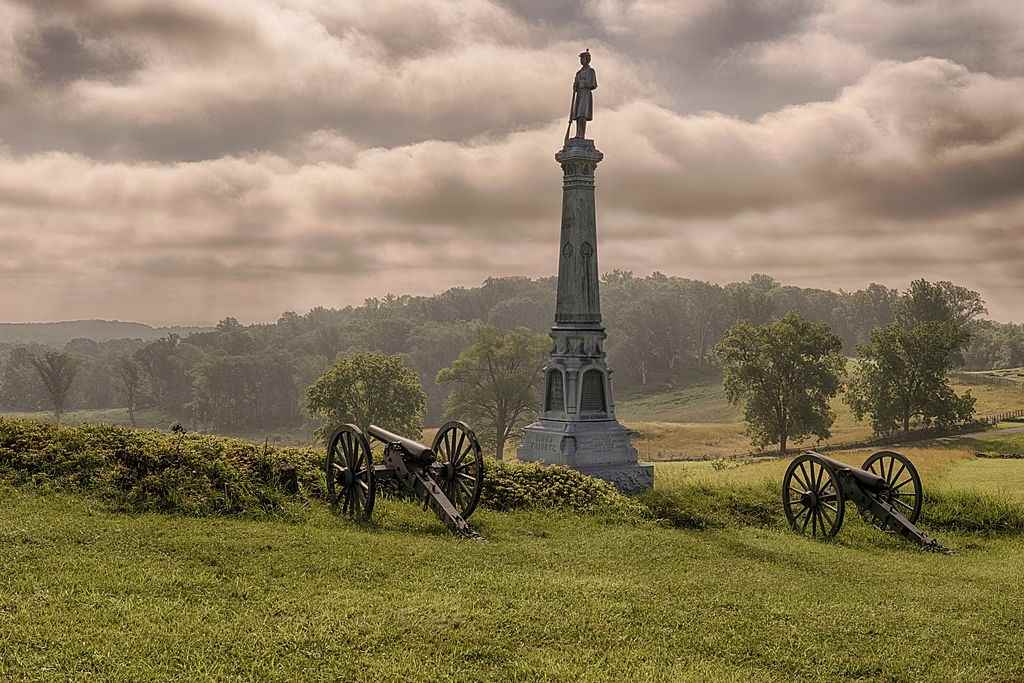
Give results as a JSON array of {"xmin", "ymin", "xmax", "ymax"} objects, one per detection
[
  {"xmin": 306, "ymin": 352, "xmax": 425, "ymax": 441},
  {"xmin": 846, "ymin": 321, "xmax": 976, "ymax": 436},
  {"xmin": 191, "ymin": 353, "xmax": 300, "ymax": 430},
  {"xmin": 715, "ymin": 313, "xmax": 845, "ymax": 455},
  {"xmin": 682, "ymin": 279, "xmax": 728, "ymax": 370},
  {"xmin": 437, "ymin": 326, "xmax": 549, "ymax": 460},
  {"xmin": 407, "ymin": 320, "xmax": 480, "ymax": 423},
  {"xmin": 0, "ymin": 346, "xmax": 48, "ymax": 411},
  {"xmin": 134, "ymin": 334, "xmax": 180, "ymax": 407},
  {"xmin": 898, "ymin": 279, "xmax": 986, "ymax": 331},
  {"xmin": 115, "ymin": 357, "xmax": 143, "ymax": 426},
  {"xmin": 30, "ymin": 351, "xmax": 80, "ymax": 423}
]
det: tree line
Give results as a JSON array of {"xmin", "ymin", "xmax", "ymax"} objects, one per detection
[
  {"xmin": 1, "ymin": 274, "xmax": 1019, "ymax": 437},
  {"xmin": 717, "ymin": 279, "xmax": 984, "ymax": 454}
]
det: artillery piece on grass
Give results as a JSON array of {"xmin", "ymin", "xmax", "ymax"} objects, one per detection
[
  {"xmin": 782, "ymin": 450, "xmax": 940, "ymax": 549},
  {"xmin": 325, "ymin": 421, "xmax": 485, "ymax": 537}
]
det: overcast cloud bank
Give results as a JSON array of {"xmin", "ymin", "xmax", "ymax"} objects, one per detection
[{"xmin": 1, "ymin": 0, "xmax": 1022, "ymax": 323}]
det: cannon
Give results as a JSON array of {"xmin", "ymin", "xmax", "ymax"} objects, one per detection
[
  {"xmin": 782, "ymin": 450, "xmax": 940, "ymax": 548},
  {"xmin": 325, "ymin": 421, "xmax": 485, "ymax": 537}
]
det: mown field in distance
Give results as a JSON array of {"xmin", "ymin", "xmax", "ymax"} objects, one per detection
[
  {"xmin": 617, "ymin": 376, "xmax": 1024, "ymax": 461},
  {"xmin": 3, "ymin": 430, "xmax": 1024, "ymax": 681}
]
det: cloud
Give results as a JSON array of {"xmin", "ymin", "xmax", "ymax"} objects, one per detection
[
  {"xmin": 0, "ymin": 0, "xmax": 1023, "ymax": 324},
  {"xmin": 1, "ymin": 0, "xmax": 651, "ymax": 160}
]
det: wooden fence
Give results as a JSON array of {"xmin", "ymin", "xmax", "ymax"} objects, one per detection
[{"xmin": 984, "ymin": 409, "xmax": 1024, "ymax": 424}]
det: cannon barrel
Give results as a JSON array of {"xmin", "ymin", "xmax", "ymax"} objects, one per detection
[
  {"xmin": 366, "ymin": 424, "xmax": 435, "ymax": 462},
  {"xmin": 808, "ymin": 451, "xmax": 887, "ymax": 491}
]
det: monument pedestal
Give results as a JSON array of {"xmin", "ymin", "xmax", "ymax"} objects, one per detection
[
  {"xmin": 517, "ymin": 137, "xmax": 653, "ymax": 493},
  {"xmin": 520, "ymin": 418, "xmax": 654, "ymax": 492}
]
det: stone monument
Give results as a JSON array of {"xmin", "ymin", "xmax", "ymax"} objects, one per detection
[{"xmin": 517, "ymin": 50, "xmax": 654, "ymax": 493}]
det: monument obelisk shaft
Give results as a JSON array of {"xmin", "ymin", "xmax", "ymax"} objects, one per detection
[{"xmin": 518, "ymin": 50, "xmax": 653, "ymax": 492}]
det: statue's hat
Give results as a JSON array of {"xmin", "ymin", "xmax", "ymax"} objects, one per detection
[{"xmin": 579, "ymin": 48, "xmax": 590, "ymax": 57}]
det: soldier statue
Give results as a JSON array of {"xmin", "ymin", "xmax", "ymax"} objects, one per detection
[{"xmin": 568, "ymin": 49, "xmax": 597, "ymax": 141}]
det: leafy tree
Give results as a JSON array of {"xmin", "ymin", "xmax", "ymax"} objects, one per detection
[
  {"xmin": 30, "ymin": 351, "xmax": 80, "ymax": 423},
  {"xmin": 964, "ymin": 320, "xmax": 1024, "ymax": 369},
  {"xmin": 715, "ymin": 313, "xmax": 845, "ymax": 455},
  {"xmin": 437, "ymin": 326, "xmax": 549, "ymax": 460},
  {"xmin": 846, "ymin": 321, "xmax": 976, "ymax": 436},
  {"xmin": 726, "ymin": 276, "xmax": 776, "ymax": 325},
  {"xmin": 133, "ymin": 334, "xmax": 199, "ymax": 414},
  {"xmin": 191, "ymin": 353, "xmax": 300, "ymax": 430},
  {"xmin": 306, "ymin": 352, "xmax": 425, "ymax": 441},
  {"xmin": 116, "ymin": 357, "xmax": 143, "ymax": 426},
  {"xmin": 0, "ymin": 346, "xmax": 48, "ymax": 410},
  {"xmin": 843, "ymin": 283, "xmax": 899, "ymax": 347},
  {"xmin": 69, "ymin": 357, "xmax": 117, "ymax": 409},
  {"xmin": 898, "ymin": 279, "xmax": 986, "ymax": 330},
  {"xmin": 133, "ymin": 334, "xmax": 180, "ymax": 407},
  {"xmin": 682, "ymin": 279, "xmax": 728, "ymax": 370},
  {"xmin": 407, "ymin": 320, "xmax": 480, "ymax": 423}
]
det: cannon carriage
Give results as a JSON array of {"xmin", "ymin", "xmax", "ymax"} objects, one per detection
[
  {"xmin": 325, "ymin": 421, "xmax": 485, "ymax": 537},
  {"xmin": 782, "ymin": 449, "xmax": 940, "ymax": 548}
]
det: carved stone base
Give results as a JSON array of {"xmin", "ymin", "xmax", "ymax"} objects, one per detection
[{"xmin": 518, "ymin": 418, "xmax": 654, "ymax": 493}]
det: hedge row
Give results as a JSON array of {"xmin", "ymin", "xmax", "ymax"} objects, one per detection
[
  {"xmin": 0, "ymin": 418, "xmax": 641, "ymax": 519},
  {"xmin": 4, "ymin": 418, "xmax": 1023, "ymax": 536},
  {"xmin": 0, "ymin": 418, "xmax": 324, "ymax": 515}
]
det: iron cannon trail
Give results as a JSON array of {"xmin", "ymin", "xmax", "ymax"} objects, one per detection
[{"xmin": 325, "ymin": 421, "xmax": 485, "ymax": 538}]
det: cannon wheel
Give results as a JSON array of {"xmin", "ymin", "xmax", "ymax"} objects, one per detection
[
  {"xmin": 861, "ymin": 450, "xmax": 922, "ymax": 523},
  {"xmin": 326, "ymin": 424, "xmax": 376, "ymax": 521},
  {"xmin": 783, "ymin": 454, "xmax": 845, "ymax": 539},
  {"xmin": 431, "ymin": 421, "xmax": 484, "ymax": 519}
]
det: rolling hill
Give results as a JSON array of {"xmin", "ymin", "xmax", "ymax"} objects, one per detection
[{"xmin": 0, "ymin": 320, "xmax": 212, "ymax": 347}]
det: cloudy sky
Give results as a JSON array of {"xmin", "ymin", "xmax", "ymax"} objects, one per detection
[{"xmin": 2, "ymin": 0, "xmax": 1023, "ymax": 324}]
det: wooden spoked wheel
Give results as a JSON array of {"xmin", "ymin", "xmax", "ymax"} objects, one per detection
[
  {"xmin": 431, "ymin": 421, "xmax": 484, "ymax": 519},
  {"xmin": 783, "ymin": 454, "xmax": 845, "ymax": 539},
  {"xmin": 861, "ymin": 450, "xmax": 922, "ymax": 523},
  {"xmin": 326, "ymin": 424, "xmax": 376, "ymax": 521}
]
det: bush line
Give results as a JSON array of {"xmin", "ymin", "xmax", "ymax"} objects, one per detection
[{"xmin": 2, "ymin": 417, "xmax": 1023, "ymax": 535}]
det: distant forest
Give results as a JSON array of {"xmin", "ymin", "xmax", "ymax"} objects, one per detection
[{"xmin": 2, "ymin": 273, "xmax": 1022, "ymax": 430}]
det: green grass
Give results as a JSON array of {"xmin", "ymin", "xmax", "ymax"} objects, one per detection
[
  {"xmin": 617, "ymin": 383, "xmax": 741, "ymax": 423},
  {"xmin": 6, "ymin": 394, "xmax": 1024, "ymax": 680},
  {"xmin": 927, "ymin": 431, "xmax": 1024, "ymax": 502},
  {"xmin": 619, "ymin": 379, "xmax": 1024, "ymax": 460},
  {"xmin": 3, "ymin": 487, "xmax": 1024, "ymax": 682},
  {"xmin": 954, "ymin": 431, "xmax": 1024, "ymax": 456},
  {"xmin": 4, "ymin": 421, "xmax": 1024, "ymax": 680}
]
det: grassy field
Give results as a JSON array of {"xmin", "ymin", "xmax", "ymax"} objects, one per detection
[
  {"xmin": 0, "ymin": 408, "xmax": 321, "ymax": 447},
  {"xmin": 4, "ymin": 428, "xmax": 1024, "ymax": 681},
  {"xmin": 2, "ymin": 489, "xmax": 1023, "ymax": 681},
  {"xmin": 618, "ymin": 378, "xmax": 1024, "ymax": 461}
]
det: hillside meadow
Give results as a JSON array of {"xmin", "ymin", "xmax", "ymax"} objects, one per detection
[
  {"xmin": 618, "ymin": 376, "xmax": 1024, "ymax": 461},
  {"xmin": 3, "ymin": 418, "xmax": 1024, "ymax": 681}
]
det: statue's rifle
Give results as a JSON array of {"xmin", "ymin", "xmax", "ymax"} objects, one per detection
[{"xmin": 564, "ymin": 83, "xmax": 577, "ymax": 145}]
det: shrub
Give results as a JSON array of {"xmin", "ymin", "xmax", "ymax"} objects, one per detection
[
  {"xmin": 0, "ymin": 418, "xmax": 324, "ymax": 515},
  {"xmin": 641, "ymin": 482, "xmax": 782, "ymax": 530},
  {"xmin": 480, "ymin": 458, "xmax": 648, "ymax": 520},
  {"xmin": 0, "ymin": 418, "xmax": 646, "ymax": 521}
]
